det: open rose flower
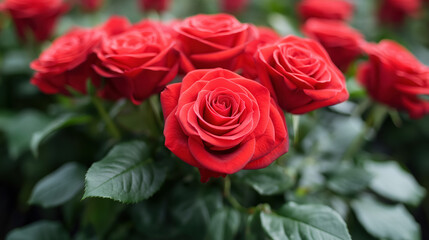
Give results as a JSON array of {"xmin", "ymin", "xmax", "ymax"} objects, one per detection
[
  {"xmin": 139, "ymin": 0, "xmax": 170, "ymax": 12},
  {"xmin": 378, "ymin": 0, "xmax": 420, "ymax": 24},
  {"xmin": 95, "ymin": 20, "xmax": 180, "ymax": 104},
  {"xmin": 302, "ymin": 19, "xmax": 364, "ymax": 72},
  {"xmin": 358, "ymin": 40, "xmax": 429, "ymax": 119},
  {"xmin": 239, "ymin": 26, "xmax": 281, "ymax": 79},
  {"xmin": 161, "ymin": 68, "xmax": 288, "ymax": 182},
  {"xmin": 297, "ymin": 0, "xmax": 354, "ymax": 22},
  {"xmin": 174, "ymin": 14, "xmax": 257, "ymax": 72},
  {"xmin": 30, "ymin": 16, "xmax": 130, "ymax": 95},
  {"xmin": 2, "ymin": 0, "xmax": 69, "ymax": 42},
  {"xmin": 256, "ymin": 35, "xmax": 349, "ymax": 114}
]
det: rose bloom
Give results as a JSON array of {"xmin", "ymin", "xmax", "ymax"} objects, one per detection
[
  {"xmin": 2, "ymin": 0, "xmax": 68, "ymax": 42},
  {"xmin": 297, "ymin": 0, "xmax": 354, "ymax": 21},
  {"xmin": 174, "ymin": 14, "xmax": 257, "ymax": 72},
  {"xmin": 302, "ymin": 19, "xmax": 364, "ymax": 72},
  {"xmin": 220, "ymin": 0, "xmax": 248, "ymax": 13},
  {"xmin": 358, "ymin": 40, "xmax": 429, "ymax": 119},
  {"xmin": 239, "ymin": 26, "xmax": 281, "ymax": 79},
  {"xmin": 94, "ymin": 20, "xmax": 180, "ymax": 104},
  {"xmin": 378, "ymin": 0, "xmax": 420, "ymax": 24},
  {"xmin": 80, "ymin": 0, "xmax": 104, "ymax": 12},
  {"xmin": 161, "ymin": 68, "xmax": 288, "ymax": 182},
  {"xmin": 256, "ymin": 35, "xmax": 349, "ymax": 114},
  {"xmin": 30, "ymin": 16, "xmax": 130, "ymax": 95},
  {"xmin": 139, "ymin": 0, "xmax": 170, "ymax": 12}
]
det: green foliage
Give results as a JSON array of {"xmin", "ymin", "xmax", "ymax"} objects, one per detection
[
  {"xmin": 351, "ymin": 195, "xmax": 421, "ymax": 240},
  {"xmin": 6, "ymin": 221, "xmax": 70, "ymax": 240},
  {"xmin": 83, "ymin": 141, "xmax": 170, "ymax": 203},
  {"xmin": 260, "ymin": 203, "xmax": 352, "ymax": 240},
  {"xmin": 28, "ymin": 162, "xmax": 86, "ymax": 208},
  {"xmin": 206, "ymin": 208, "xmax": 241, "ymax": 240}
]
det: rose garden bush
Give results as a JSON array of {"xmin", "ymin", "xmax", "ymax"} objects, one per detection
[{"xmin": 0, "ymin": 0, "xmax": 429, "ymax": 239}]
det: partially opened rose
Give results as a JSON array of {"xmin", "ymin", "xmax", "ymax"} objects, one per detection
[
  {"xmin": 2, "ymin": 0, "xmax": 69, "ymax": 42},
  {"xmin": 256, "ymin": 35, "xmax": 349, "ymax": 114},
  {"xmin": 174, "ymin": 14, "xmax": 257, "ymax": 72},
  {"xmin": 302, "ymin": 19, "xmax": 364, "ymax": 72},
  {"xmin": 297, "ymin": 0, "xmax": 354, "ymax": 22},
  {"xmin": 80, "ymin": 0, "xmax": 104, "ymax": 12},
  {"xmin": 358, "ymin": 40, "xmax": 429, "ymax": 119},
  {"xmin": 220, "ymin": 0, "xmax": 249, "ymax": 13},
  {"xmin": 95, "ymin": 20, "xmax": 180, "ymax": 104},
  {"xmin": 161, "ymin": 68, "xmax": 288, "ymax": 182},
  {"xmin": 30, "ymin": 16, "xmax": 130, "ymax": 95}
]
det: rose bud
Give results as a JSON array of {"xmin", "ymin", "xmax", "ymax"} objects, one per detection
[
  {"xmin": 139, "ymin": 0, "xmax": 170, "ymax": 12},
  {"xmin": 378, "ymin": 0, "xmax": 421, "ymax": 24},
  {"xmin": 80, "ymin": 0, "xmax": 104, "ymax": 12},
  {"xmin": 174, "ymin": 13, "xmax": 258, "ymax": 72},
  {"xmin": 358, "ymin": 40, "xmax": 429, "ymax": 119},
  {"xmin": 302, "ymin": 19, "xmax": 364, "ymax": 72},
  {"xmin": 161, "ymin": 68, "xmax": 288, "ymax": 182},
  {"xmin": 2, "ymin": 0, "xmax": 69, "ymax": 42},
  {"xmin": 239, "ymin": 26, "xmax": 281, "ymax": 79},
  {"xmin": 220, "ymin": 0, "xmax": 249, "ymax": 13},
  {"xmin": 30, "ymin": 16, "xmax": 130, "ymax": 95},
  {"xmin": 297, "ymin": 0, "xmax": 354, "ymax": 22},
  {"xmin": 256, "ymin": 35, "xmax": 349, "ymax": 114},
  {"xmin": 94, "ymin": 20, "xmax": 180, "ymax": 104}
]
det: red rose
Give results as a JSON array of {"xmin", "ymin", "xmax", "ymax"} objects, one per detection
[
  {"xmin": 94, "ymin": 20, "xmax": 180, "ymax": 104},
  {"xmin": 358, "ymin": 40, "xmax": 429, "ymax": 119},
  {"xmin": 174, "ymin": 14, "xmax": 257, "ymax": 72},
  {"xmin": 220, "ymin": 0, "xmax": 249, "ymax": 13},
  {"xmin": 30, "ymin": 16, "xmax": 130, "ymax": 95},
  {"xmin": 302, "ymin": 19, "xmax": 364, "ymax": 72},
  {"xmin": 239, "ymin": 26, "xmax": 281, "ymax": 79},
  {"xmin": 256, "ymin": 35, "xmax": 349, "ymax": 114},
  {"xmin": 80, "ymin": 0, "xmax": 104, "ymax": 12},
  {"xmin": 139, "ymin": 0, "xmax": 170, "ymax": 12},
  {"xmin": 31, "ymin": 28, "xmax": 103, "ymax": 95},
  {"xmin": 2, "ymin": 0, "xmax": 68, "ymax": 42},
  {"xmin": 379, "ymin": 0, "xmax": 420, "ymax": 24},
  {"xmin": 297, "ymin": 0, "xmax": 354, "ymax": 21},
  {"xmin": 161, "ymin": 68, "xmax": 288, "ymax": 182}
]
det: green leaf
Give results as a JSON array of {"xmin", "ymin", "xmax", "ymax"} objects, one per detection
[
  {"xmin": 351, "ymin": 195, "xmax": 420, "ymax": 240},
  {"xmin": 328, "ymin": 168, "xmax": 371, "ymax": 195},
  {"xmin": 260, "ymin": 202, "xmax": 351, "ymax": 240},
  {"xmin": 0, "ymin": 110, "xmax": 50, "ymax": 158},
  {"xmin": 83, "ymin": 141, "xmax": 168, "ymax": 203},
  {"xmin": 6, "ymin": 220, "xmax": 70, "ymax": 240},
  {"xmin": 234, "ymin": 165, "xmax": 294, "ymax": 195},
  {"xmin": 365, "ymin": 161, "xmax": 426, "ymax": 206},
  {"xmin": 28, "ymin": 162, "xmax": 86, "ymax": 208},
  {"xmin": 206, "ymin": 208, "xmax": 241, "ymax": 240},
  {"xmin": 31, "ymin": 114, "xmax": 92, "ymax": 158}
]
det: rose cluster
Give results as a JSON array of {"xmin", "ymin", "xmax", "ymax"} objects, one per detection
[{"xmin": 29, "ymin": 10, "xmax": 429, "ymax": 181}]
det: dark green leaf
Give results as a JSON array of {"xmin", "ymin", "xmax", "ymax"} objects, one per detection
[
  {"xmin": 31, "ymin": 114, "xmax": 92, "ymax": 158},
  {"xmin": 328, "ymin": 168, "xmax": 371, "ymax": 195},
  {"xmin": 260, "ymin": 202, "xmax": 351, "ymax": 240},
  {"xmin": 28, "ymin": 162, "xmax": 86, "ymax": 208},
  {"xmin": 206, "ymin": 208, "xmax": 241, "ymax": 240},
  {"xmin": 351, "ymin": 195, "xmax": 420, "ymax": 240},
  {"xmin": 6, "ymin": 221, "xmax": 70, "ymax": 240},
  {"xmin": 0, "ymin": 110, "xmax": 50, "ymax": 158},
  {"xmin": 365, "ymin": 161, "xmax": 426, "ymax": 206},
  {"xmin": 83, "ymin": 141, "xmax": 168, "ymax": 203},
  {"xmin": 235, "ymin": 165, "xmax": 294, "ymax": 195}
]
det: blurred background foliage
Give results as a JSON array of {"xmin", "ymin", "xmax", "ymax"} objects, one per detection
[{"xmin": 0, "ymin": 0, "xmax": 429, "ymax": 239}]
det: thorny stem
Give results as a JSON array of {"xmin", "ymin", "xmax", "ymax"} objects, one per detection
[{"xmin": 223, "ymin": 176, "xmax": 247, "ymax": 213}]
